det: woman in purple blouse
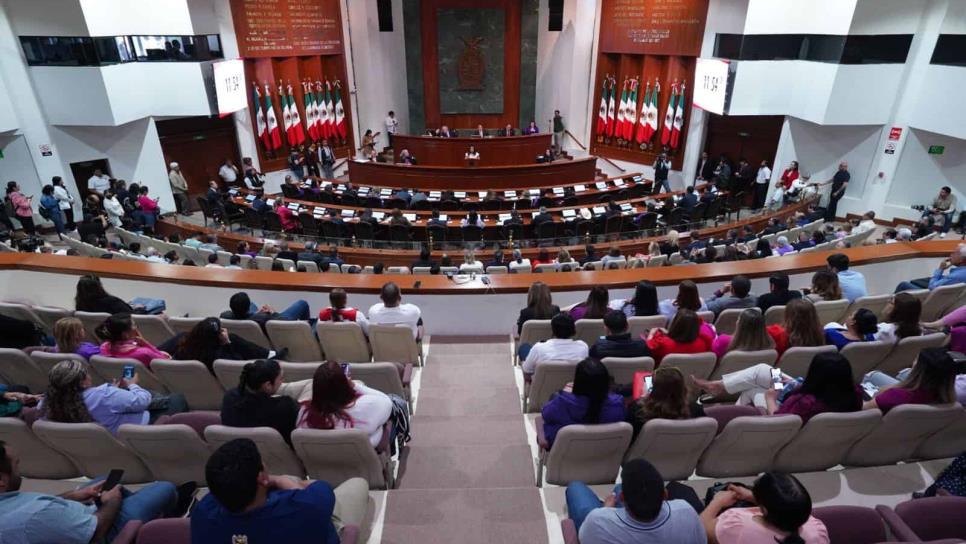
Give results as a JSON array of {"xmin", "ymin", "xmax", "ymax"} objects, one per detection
[
  {"xmin": 51, "ymin": 317, "xmax": 100, "ymax": 359},
  {"xmin": 541, "ymin": 358, "xmax": 625, "ymax": 448},
  {"xmin": 862, "ymin": 347, "xmax": 958, "ymax": 414}
]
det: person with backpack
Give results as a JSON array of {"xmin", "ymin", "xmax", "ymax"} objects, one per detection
[{"xmin": 40, "ymin": 184, "xmax": 65, "ymax": 239}]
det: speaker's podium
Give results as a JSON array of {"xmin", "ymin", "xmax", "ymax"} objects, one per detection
[{"xmin": 464, "ymin": 153, "xmax": 480, "ymax": 167}]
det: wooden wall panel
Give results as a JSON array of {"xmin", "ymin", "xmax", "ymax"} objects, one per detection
[
  {"xmin": 599, "ymin": 0, "xmax": 709, "ymax": 56},
  {"xmin": 229, "ymin": 0, "xmax": 344, "ymax": 57}
]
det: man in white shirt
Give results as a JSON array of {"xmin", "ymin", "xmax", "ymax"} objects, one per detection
[
  {"xmin": 754, "ymin": 160, "xmax": 772, "ymax": 210},
  {"xmin": 87, "ymin": 169, "xmax": 111, "ymax": 197},
  {"xmin": 218, "ymin": 158, "xmax": 239, "ymax": 185},
  {"xmin": 521, "ymin": 313, "xmax": 588, "ymax": 375},
  {"xmin": 367, "ymin": 282, "xmax": 423, "ymax": 340},
  {"xmin": 854, "ymin": 211, "xmax": 877, "ymax": 235},
  {"xmin": 385, "ymin": 111, "xmax": 398, "ymax": 148}
]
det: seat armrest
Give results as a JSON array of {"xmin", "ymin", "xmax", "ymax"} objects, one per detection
[
  {"xmin": 535, "ymin": 416, "xmax": 549, "ymax": 451},
  {"xmin": 401, "ymin": 363, "xmax": 414, "ymax": 386},
  {"xmin": 110, "ymin": 520, "xmax": 143, "ymax": 544},
  {"xmin": 340, "ymin": 524, "xmax": 360, "ymax": 544},
  {"xmin": 153, "ymin": 414, "xmax": 172, "ymax": 426},
  {"xmin": 875, "ymin": 505, "xmax": 919, "ymax": 542},
  {"xmin": 560, "ymin": 519, "xmax": 579, "ymax": 544}
]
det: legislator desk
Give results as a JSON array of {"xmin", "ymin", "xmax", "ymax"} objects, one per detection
[
  {"xmin": 391, "ymin": 133, "xmax": 552, "ymax": 166},
  {"xmin": 347, "ymin": 156, "xmax": 598, "ymax": 191}
]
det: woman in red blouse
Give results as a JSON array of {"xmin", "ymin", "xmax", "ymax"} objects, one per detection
[
  {"xmin": 646, "ymin": 309, "xmax": 715, "ymax": 365},
  {"xmin": 779, "ymin": 160, "xmax": 800, "ymax": 190},
  {"xmin": 766, "ymin": 298, "xmax": 826, "ymax": 356},
  {"xmin": 274, "ymin": 197, "xmax": 299, "ymax": 233}
]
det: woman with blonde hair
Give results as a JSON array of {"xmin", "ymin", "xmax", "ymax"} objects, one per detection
[
  {"xmin": 628, "ymin": 366, "xmax": 705, "ymax": 437},
  {"xmin": 767, "ymin": 298, "xmax": 825, "ymax": 355},
  {"xmin": 712, "ymin": 308, "xmax": 776, "ymax": 358},
  {"xmin": 804, "ymin": 270, "xmax": 842, "ymax": 302},
  {"xmin": 517, "ymin": 281, "xmax": 560, "ymax": 334},
  {"xmin": 460, "ymin": 249, "xmax": 483, "ymax": 271},
  {"xmin": 52, "ymin": 317, "xmax": 100, "ymax": 359}
]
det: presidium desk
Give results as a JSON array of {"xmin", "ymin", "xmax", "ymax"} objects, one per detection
[
  {"xmin": 391, "ymin": 133, "xmax": 552, "ymax": 166},
  {"xmin": 347, "ymin": 156, "xmax": 598, "ymax": 191}
]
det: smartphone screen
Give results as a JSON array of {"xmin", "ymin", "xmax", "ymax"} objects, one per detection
[
  {"xmin": 644, "ymin": 376, "xmax": 653, "ymax": 394},
  {"xmin": 102, "ymin": 469, "xmax": 124, "ymax": 492},
  {"xmin": 770, "ymin": 368, "xmax": 783, "ymax": 390},
  {"xmin": 340, "ymin": 363, "xmax": 351, "ymax": 378},
  {"xmin": 122, "ymin": 365, "xmax": 135, "ymax": 380}
]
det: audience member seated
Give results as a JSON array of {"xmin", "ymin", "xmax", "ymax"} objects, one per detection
[
  {"xmin": 774, "ymin": 236, "xmax": 796, "ymax": 256},
  {"xmin": 610, "ymin": 280, "xmax": 661, "ymax": 318},
  {"xmin": 191, "ymin": 438, "xmax": 368, "ymax": 544},
  {"xmin": 531, "ymin": 248, "xmax": 553, "ymax": 270},
  {"xmin": 923, "ymin": 304, "xmax": 965, "ymax": 353},
  {"xmin": 802, "ymin": 270, "xmax": 842, "ymax": 302},
  {"xmin": 221, "ymin": 292, "xmax": 312, "ymax": 333},
  {"xmin": 368, "ymin": 282, "xmax": 422, "ymax": 340},
  {"xmin": 410, "ymin": 246, "xmax": 435, "ymax": 269},
  {"xmin": 517, "ymin": 281, "xmax": 561, "ymax": 335},
  {"xmin": 694, "ymin": 352, "xmax": 861, "ymax": 421},
  {"xmin": 318, "ymin": 288, "xmax": 369, "ymax": 334},
  {"xmin": 486, "ymin": 249, "xmax": 506, "ymax": 269},
  {"xmin": 706, "ymin": 275, "xmax": 757, "ymax": 316},
  {"xmin": 862, "ymin": 348, "xmax": 958, "ymax": 414},
  {"xmin": 756, "ymin": 272, "xmax": 802, "ymax": 313},
  {"xmin": 567, "ymin": 459, "xmax": 706, "ymax": 543},
  {"xmin": 97, "ymin": 313, "xmax": 171, "ymax": 368},
  {"xmin": 711, "ymin": 309, "xmax": 777, "ymax": 359},
  {"xmin": 51, "ymin": 317, "xmax": 100, "ymax": 359},
  {"xmin": 75, "ymin": 273, "xmax": 135, "ymax": 314},
  {"xmin": 221, "ymin": 359, "xmax": 299, "ymax": 444},
  {"xmin": 766, "ymin": 299, "xmax": 826, "ymax": 355},
  {"xmin": 297, "ymin": 361, "xmax": 394, "ymax": 447},
  {"xmin": 509, "ymin": 248, "xmax": 532, "ymax": 272},
  {"xmin": 659, "ymin": 280, "xmax": 708, "ymax": 321},
  {"xmin": 646, "ymin": 310, "xmax": 715, "ymax": 365},
  {"xmin": 540, "ymin": 358, "xmax": 625, "ymax": 448},
  {"xmin": 520, "ymin": 314, "xmax": 589, "ymax": 376},
  {"xmin": 873, "ymin": 292, "xmax": 922, "ymax": 343},
  {"xmin": 460, "ymin": 249, "xmax": 483, "ymax": 271},
  {"xmin": 895, "ymin": 243, "xmax": 965, "ymax": 292},
  {"xmin": 40, "ymin": 359, "xmax": 186, "ymax": 435},
  {"xmin": 600, "ymin": 247, "xmax": 626, "ymax": 268},
  {"xmin": 827, "ymin": 253, "xmax": 867, "ymax": 303},
  {"xmin": 0, "ymin": 440, "xmax": 181, "ymax": 543},
  {"xmin": 627, "ymin": 366, "xmax": 705, "ymax": 438},
  {"xmin": 590, "ymin": 311, "xmax": 651, "ymax": 360},
  {"xmin": 824, "ymin": 309, "xmax": 877, "ymax": 349},
  {"xmin": 701, "ymin": 472, "xmax": 829, "ymax": 544},
  {"xmin": 569, "ymin": 286, "xmax": 610, "ymax": 321},
  {"xmin": 159, "ymin": 317, "xmax": 269, "ymax": 372}
]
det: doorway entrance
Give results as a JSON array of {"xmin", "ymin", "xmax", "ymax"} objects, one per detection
[
  {"xmin": 157, "ymin": 116, "xmax": 240, "ymax": 212},
  {"xmin": 69, "ymin": 158, "xmax": 112, "ymax": 201}
]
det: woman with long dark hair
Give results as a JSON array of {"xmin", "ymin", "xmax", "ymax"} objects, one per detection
[
  {"xmin": 628, "ymin": 366, "xmax": 704, "ymax": 437},
  {"xmin": 74, "ymin": 274, "xmax": 134, "ymax": 314},
  {"xmin": 767, "ymin": 299, "xmax": 825, "ymax": 355},
  {"xmin": 540, "ymin": 358, "xmax": 625, "ymax": 447},
  {"xmin": 159, "ymin": 317, "xmax": 268, "ymax": 372},
  {"xmin": 875, "ymin": 292, "xmax": 922, "ymax": 343},
  {"xmin": 220, "ymin": 359, "xmax": 299, "ymax": 443},
  {"xmin": 51, "ymin": 176, "xmax": 76, "ymax": 230},
  {"xmin": 517, "ymin": 282, "xmax": 560, "ymax": 334},
  {"xmin": 863, "ymin": 347, "xmax": 958, "ymax": 414},
  {"xmin": 612, "ymin": 280, "xmax": 660, "ymax": 317},
  {"xmin": 297, "ymin": 360, "xmax": 393, "ymax": 447},
  {"xmin": 569, "ymin": 286, "xmax": 610, "ymax": 320},
  {"xmin": 658, "ymin": 280, "xmax": 708, "ymax": 321},
  {"xmin": 6, "ymin": 181, "xmax": 35, "ymax": 234},
  {"xmin": 804, "ymin": 270, "xmax": 842, "ymax": 302},
  {"xmin": 824, "ymin": 308, "xmax": 877, "ymax": 349},
  {"xmin": 96, "ymin": 313, "xmax": 170, "ymax": 368}
]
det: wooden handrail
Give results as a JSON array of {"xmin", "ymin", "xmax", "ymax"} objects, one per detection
[
  {"xmin": 599, "ymin": 155, "xmax": 626, "ymax": 173},
  {"xmin": 333, "ymin": 158, "xmax": 348, "ymax": 172},
  {"xmin": 564, "ymin": 130, "xmax": 586, "ymax": 151}
]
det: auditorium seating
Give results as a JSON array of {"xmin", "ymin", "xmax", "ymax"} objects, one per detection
[{"xmin": 877, "ymin": 496, "xmax": 966, "ymax": 542}]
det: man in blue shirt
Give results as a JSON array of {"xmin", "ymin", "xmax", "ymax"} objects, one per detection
[
  {"xmin": 827, "ymin": 253, "xmax": 867, "ymax": 303},
  {"xmin": 191, "ymin": 438, "xmax": 369, "ymax": 544},
  {"xmin": 895, "ymin": 243, "xmax": 966, "ymax": 292},
  {"xmin": 0, "ymin": 440, "xmax": 178, "ymax": 544}
]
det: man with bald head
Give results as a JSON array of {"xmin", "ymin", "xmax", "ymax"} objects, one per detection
[{"xmin": 823, "ymin": 160, "xmax": 850, "ymax": 221}]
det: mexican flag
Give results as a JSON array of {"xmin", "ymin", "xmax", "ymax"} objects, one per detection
[
  {"xmin": 635, "ymin": 82, "xmax": 650, "ymax": 144},
  {"xmin": 334, "ymin": 82, "xmax": 346, "ymax": 140},
  {"xmin": 670, "ymin": 83, "xmax": 686, "ymax": 149},
  {"xmin": 264, "ymin": 84, "xmax": 282, "ymax": 149},
  {"xmin": 316, "ymin": 81, "xmax": 330, "ymax": 139},
  {"xmin": 646, "ymin": 81, "xmax": 660, "ymax": 143},
  {"xmin": 623, "ymin": 79, "xmax": 637, "ymax": 141},
  {"xmin": 596, "ymin": 79, "xmax": 608, "ymax": 136},
  {"xmin": 615, "ymin": 79, "xmax": 628, "ymax": 139},
  {"xmin": 606, "ymin": 78, "xmax": 616, "ymax": 137},
  {"xmin": 253, "ymin": 84, "xmax": 269, "ymax": 150},
  {"xmin": 303, "ymin": 82, "xmax": 318, "ymax": 141},
  {"xmin": 660, "ymin": 85, "xmax": 677, "ymax": 147},
  {"xmin": 279, "ymin": 84, "xmax": 293, "ymax": 145},
  {"xmin": 324, "ymin": 81, "xmax": 336, "ymax": 140},
  {"xmin": 288, "ymin": 85, "xmax": 305, "ymax": 144}
]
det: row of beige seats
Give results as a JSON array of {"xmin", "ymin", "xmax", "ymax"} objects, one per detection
[
  {"xmin": 0, "ymin": 350, "xmax": 412, "ymax": 412},
  {"xmin": 533, "ymin": 402, "xmax": 966, "ymax": 487}
]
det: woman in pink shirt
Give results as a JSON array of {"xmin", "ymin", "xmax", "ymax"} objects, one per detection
[
  {"xmin": 96, "ymin": 313, "xmax": 171, "ymax": 368},
  {"xmin": 274, "ymin": 198, "xmax": 299, "ymax": 232},
  {"xmin": 137, "ymin": 186, "xmax": 160, "ymax": 214},
  {"xmin": 701, "ymin": 472, "xmax": 829, "ymax": 544},
  {"xmin": 5, "ymin": 181, "xmax": 35, "ymax": 234}
]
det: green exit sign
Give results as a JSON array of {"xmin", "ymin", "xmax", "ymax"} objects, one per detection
[{"xmin": 928, "ymin": 145, "xmax": 945, "ymax": 155}]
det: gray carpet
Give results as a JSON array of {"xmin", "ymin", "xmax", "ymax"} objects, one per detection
[{"xmin": 383, "ymin": 337, "xmax": 548, "ymax": 543}]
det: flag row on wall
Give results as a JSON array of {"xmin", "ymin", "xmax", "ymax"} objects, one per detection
[
  {"xmin": 596, "ymin": 76, "xmax": 686, "ymax": 150},
  {"xmin": 252, "ymin": 80, "xmax": 347, "ymax": 152}
]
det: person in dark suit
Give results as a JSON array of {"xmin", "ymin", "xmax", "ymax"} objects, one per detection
[
  {"xmin": 756, "ymin": 272, "xmax": 803, "ymax": 312},
  {"xmin": 503, "ymin": 209, "xmax": 523, "ymax": 227},
  {"xmin": 276, "ymin": 242, "xmax": 299, "ymax": 262},
  {"xmin": 697, "ymin": 151, "xmax": 716, "ymax": 185},
  {"xmin": 653, "ymin": 153, "xmax": 671, "ymax": 193},
  {"xmin": 296, "ymin": 240, "xmax": 327, "ymax": 269},
  {"xmin": 324, "ymin": 208, "xmax": 346, "ymax": 236},
  {"xmin": 532, "ymin": 206, "xmax": 553, "ymax": 226},
  {"xmin": 427, "ymin": 209, "xmax": 447, "ymax": 227},
  {"xmin": 436, "ymin": 125, "xmax": 457, "ymax": 137},
  {"xmin": 500, "ymin": 124, "xmax": 516, "ymax": 137},
  {"xmin": 698, "ymin": 186, "xmax": 716, "ymax": 206},
  {"xmin": 589, "ymin": 311, "xmax": 651, "ymax": 359},
  {"xmin": 472, "ymin": 124, "xmax": 487, "ymax": 138},
  {"xmin": 736, "ymin": 158, "xmax": 755, "ymax": 193},
  {"xmin": 680, "ymin": 186, "xmax": 698, "ymax": 211}
]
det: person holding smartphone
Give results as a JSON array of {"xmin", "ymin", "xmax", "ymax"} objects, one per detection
[{"xmin": 627, "ymin": 367, "xmax": 705, "ymax": 439}]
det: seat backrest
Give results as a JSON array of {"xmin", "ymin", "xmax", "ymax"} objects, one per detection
[
  {"xmin": 485, "ymin": 266, "xmax": 508, "ymax": 274},
  {"xmin": 317, "ymin": 322, "xmax": 371, "ymax": 363},
  {"xmin": 0, "ymin": 302, "xmax": 47, "ymax": 331},
  {"xmin": 32, "ymin": 420, "xmax": 154, "ymax": 483},
  {"xmin": 74, "ymin": 311, "xmax": 111, "ymax": 341},
  {"xmin": 150, "ymin": 359, "xmax": 225, "ymax": 411},
  {"xmin": 118, "ymin": 423, "xmax": 209, "ymax": 485},
  {"xmin": 369, "ymin": 324, "xmax": 419, "ymax": 365},
  {"xmin": 204, "ymin": 425, "xmax": 305, "ymax": 478},
  {"xmin": 844, "ymin": 404, "xmax": 964, "ymax": 467},
  {"xmin": 696, "ymin": 415, "xmax": 802, "ymax": 477},
  {"xmin": 279, "ymin": 361, "xmax": 323, "ymax": 382},
  {"xmin": 711, "ymin": 349, "xmax": 778, "ymax": 380},
  {"xmin": 387, "ymin": 266, "xmax": 411, "ymax": 275},
  {"xmin": 600, "ymin": 356, "xmax": 655, "ymax": 386},
  {"xmin": 167, "ymin": 316, "xmax": 204, "ymax": 336},
  {"xmin": 624, "ymin": 417, "xmax": 718, "ymax": 481},
  {"xmin": 875, "ymin": 332, "xmax": 948, "ymax": 378},
  {"xmin": 136, "ymin": 518, "xmax": 190, "ymax": 544},
  {"xmin": 89, "ymin": 355, "xmax": 167, "ymax": 392},
  {"xmin": 130, "ymin": 315, "xmax": 176, "ymax": 345},
  {"xmin": 776, "ymin": 345, "xmax": 838, "ymax": 379},
  {"xmin": 254, "ymin": 255, "xmax": 274, "ymax": 270},
  {"xmin": 220, "ymin": 318, "xmax": 273, "ymax": 349},
  {"xmin": 0, "ymin": 418, "xmax": 79, "ymax": 479},
  {"xmin": 32, "ymin": 306, "xmax": 73, "ymax": 332},
  {"xmin": 714, "ymin": 308, "xmax": 753, "ymax": 335},
  {"xmin": 814, "ymin": 299, "xmax": 849, "ymax": 325},
  {"xmin": 763, "ymin": 305, "xmax": 785, "ymax": 326},
  {"xmin": 840, "ymin": 341, "xmax": 894, "ymax": 384},
  {"xmin": 811, "ymin": 505, "xmax": 887, "ymax": 544},
  {"xmin": 574, "ymin": 319, "xmax": 606, "ymax": 346},
  {"xmin": 846, "ymin": 294, "xmax": 893, "ymax": 320},
  {"xmin": 894, "ymin": 496, "xmax": 966, "ymax": 541},
  {"xmin": 212, "ymin": 359, "xmax": 248, "ymax": 389},
  {"xmin": 0, "ymin": 348, "xmax": 48, "ymax": 393},
  {"xmin": 627, "ymin": 315, "xmax": 666, "ymax": 339},
  {"xmin": 519, "ymin": 319, "xmax": 553, "ymax": 347},
  {"xmin": 773, "ymin": 410, "xmax": 882, "ymax": 473},
  {"xmin": 291, "ymin": 428, "xmax": 388, "ymax": 489},
  {"xmin": 265, "ymin": 320, "xmax": 323, "ymax": 362},
  {"xmin": 534, "ymin": 263, "xmax": 558, "ymax": 273},
  {"xmin": 647, "ymin": 255, "xmax": 667, "ymax": 267},
  {"xmin": 527, "ymin": 360, "xmax": 579, "ymax": 413},
  {"xmin": 544, "ymin": 422, "xmax": 633, "ymax": 485},
  {"xmin": 913, "ymin": 411, "xmax": 966, "ymax": 460},
  {"xmin": 412, "ymin": 266, "xmax": 432, "ymax": 275},
  {"xmin": 347, "ymin": 362, "xmax": 405, "ymax": 398},
  {"xmin": 660, "ymin": 352, "xmax": 717, "ymax": 380},
  {"xmin": 29, "ymin": 351, "xmax": 106, "ymax": 386},
  {"xmin": 298, "ymin": 261, "xmax": 320, "ymax": 273},
  {"xmin": 922, "ymin": 284, "xmax": 966, "ymax": 321}
]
